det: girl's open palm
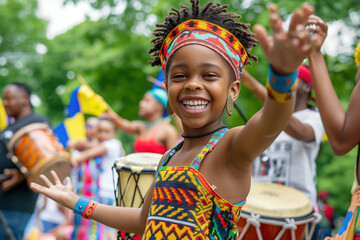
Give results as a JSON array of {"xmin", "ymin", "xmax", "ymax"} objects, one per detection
[
  {"xmin": 253, "ymin": 3, "xmax": 315, "ymax": 74},
  {"xmin": 30, "ymin": 170, "xmax": 79, "ymax": 210}
]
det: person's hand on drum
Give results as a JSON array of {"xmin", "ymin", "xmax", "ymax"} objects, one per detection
[
  {"xmin": 30, "ymin": 170, "xmax": 79, "ymax": 210},
  {"xmin": 253, "ymin": 3, "xmax": 315, "ymax": 74},
  {"xmin": 0, "ymin": 168, "xmax": 25, "ymax": 191}
]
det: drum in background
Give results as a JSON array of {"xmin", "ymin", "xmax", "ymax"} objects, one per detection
[
  {"xmin": 114, "ymin": 152, "xmax": 162, "ymax": 208},
  {"xmin": 7, "ymin": 123, "xmax": 72, "ymax": 186},
  {"xmin": 237, "ymin": 182, "xmax": 321, "ymax": 240}
]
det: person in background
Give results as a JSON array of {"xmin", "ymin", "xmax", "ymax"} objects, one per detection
[
  {"xmin": 241, "ymin": 65, "xmax": 325, "ymax": 207},
  {"xmin": 315, "ymin": 190, "xmax": 335, "ymax": 239},
  {"xmin": 67, "ymin": 116, "xmax": 99, "ymax": 151},
  {"xmin": 71, "ymin": 118, "xmax": 124, "ymax": 239},
  {"xmin": 102, "ymin": 88, "xmax": 178, "ymax": 154},
  {"xmin": 0, "ymin": 82, "xmax": 51, "ymax": 240}
]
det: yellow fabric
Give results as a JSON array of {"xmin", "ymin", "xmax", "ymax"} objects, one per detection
[
  {"xmin": 64, "ymin": 112, "xmax": 86, "ymax": 141},
  {"xmin": 0, "ymin": 99, "xmax": 8, "ymax": 131},
  {"xmin": 78, "ymin": 85, "xmax": 108, "ymax": 116}
]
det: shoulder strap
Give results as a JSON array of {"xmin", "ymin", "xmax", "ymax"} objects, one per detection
[{"xmin": 190, "ymin": 128, "xmax": 228, "ymax": 170}]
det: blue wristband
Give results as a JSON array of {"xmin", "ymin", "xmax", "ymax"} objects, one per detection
[
  {"xmin": 268, "ymin": 65, "xmax": 298, "ymax": 93},
  {"xmin": 73, "ymin": 197, "xmax": 90, "ymax": 216}
]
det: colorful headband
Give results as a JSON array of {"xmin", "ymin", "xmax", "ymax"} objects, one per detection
[{"xmin": 159, "ymin": 19, "xmax": 248, "ymax": 81}]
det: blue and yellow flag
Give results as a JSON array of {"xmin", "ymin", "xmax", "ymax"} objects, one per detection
[
  {"xmin": 0, "ymin": 99, "xmax": 8, "ymax": 131},
  {"xmin": 53, "ymin": 112, "xmax": 86, "ymax": 148},
  {"xmin": 67, "ymin": 84, "xmax": 108, "ymax": 118},
  {"xmin": 54, "ymin": 84, "xmax": 109, "ymax": 148}
]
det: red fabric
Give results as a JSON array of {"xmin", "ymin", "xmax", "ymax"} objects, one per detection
[
  {"xmin": 298, "ymin": 64, "xmax": 312, "ymax": 86},
  {"xmin": 133, "ymin": 137, "xmax": 168, "ymax": 154}
]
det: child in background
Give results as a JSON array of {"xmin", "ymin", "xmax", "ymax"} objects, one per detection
[
  {"xmin": 72, "ymin": 118, "xmax": 125, "ymax": 239},
  {"xmin": 30, "ymin": 1, "xmax": 317, "ymax": 239}
]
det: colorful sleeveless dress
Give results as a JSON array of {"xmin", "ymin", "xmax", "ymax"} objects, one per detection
[{"xmin": 142, "ymin": 128, "xmax": 245, "ymax": 240}]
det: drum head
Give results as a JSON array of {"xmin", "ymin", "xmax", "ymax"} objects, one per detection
[
  {"xmin": 243, "ymin": 182, "xmax": 312, "ymax": 218},
  {"xmin": 116, "ymin": 153, "xmax": 162, "ymax": 173}
]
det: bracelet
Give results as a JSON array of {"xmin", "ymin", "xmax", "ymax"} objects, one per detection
[
  {"xmin": 73, "ymin": 197, "xmax": 90, "ymax": 216},
  {"xmin": 266, "ymin": 65, "xmax": 298, "ymax": 103},
  {"xmin": 354, "ymin": 42, "xmax": 360, "ymax": 67},
  {"xmin": 82, "ymin": 200, "xmax": 98, "ymax": 220}
]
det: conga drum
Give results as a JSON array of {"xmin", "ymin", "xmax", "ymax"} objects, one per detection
[
  {"xmin": 7, "ymin": 123, "xmax": 72, "ymax": 186},
  {"xmin": 114, "ymin": 153, "xmax": 162, "ymax": 240},
  {"xmin": 237, "ymin": 182, "xmax": 321, "ymax": 240}
]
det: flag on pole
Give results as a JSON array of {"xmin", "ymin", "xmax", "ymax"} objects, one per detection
[
  {"xmin": 0, "ymin": 99, "xmax": 8, "ymax": 131},
  {"xmin": 67, "ymin": 84, "xmax": 109, "ymax": 118},
  {"xmin": 53, "ymin": 112, "xmax": 86, "ymax": 148},
  {"xmin": 53, "ymin": 80, "xmax": 111, "ymax": 148}
]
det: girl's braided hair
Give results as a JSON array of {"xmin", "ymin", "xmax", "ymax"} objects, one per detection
[{"xmin": 149, "ymin": 0, "xmax": 258, "ymax": 67}]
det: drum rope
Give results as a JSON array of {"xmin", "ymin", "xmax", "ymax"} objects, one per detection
[
  {"xmin": 112, "ymin": 165, "xmax": 119, "ymax": 207},
  {"xmin": 274, "ymin": 218, "xmax": 297, "ymax": 240},
  {"xmin": 305, "ymin": 212, "xmax": 322, "ymax": 240},
  {"xmin": 238, "ymin": 213, "xmax": 262, "ymax": 240}
]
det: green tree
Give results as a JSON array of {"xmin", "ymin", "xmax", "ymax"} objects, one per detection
[{"xmin": 0, "ymin": 0, "xmax": 47, "ymax": 103}]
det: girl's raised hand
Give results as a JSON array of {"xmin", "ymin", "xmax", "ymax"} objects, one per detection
[
  {"xmin": 30, "ymin": 170, "xmax": 79, "ymax": 210},
  {"xmin": 253, "ymin": 3, "xmax": 315, "ymax": 74}
]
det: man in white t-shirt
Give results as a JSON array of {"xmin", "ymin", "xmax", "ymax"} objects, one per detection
[{"xmin": 242, "ymin": 65, "xmax": 325, "ymax": 206}]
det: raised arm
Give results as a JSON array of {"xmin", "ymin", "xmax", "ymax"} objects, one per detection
[
  {"xmin": 242, "ymin": 69, "xmax": 316, "ymax": 141},
  {"xmin": 101, "ymin": 111, "xmax": 144, "ymax": 135},
  {"xmin": 231, "ymin": 3, "xmax": 316, "ymax": 162},
  {"xmin": 308, "ymin": 15, "xmax": 360, "ymax": 155},
  {"xmin": 72, "ymin": 144, "xmax": 107, "ymax": 164}
]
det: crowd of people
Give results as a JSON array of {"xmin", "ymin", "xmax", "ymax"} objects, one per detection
[{"xmin": 1, "ymin": 0, "xmax": 360, "ymax": 240}]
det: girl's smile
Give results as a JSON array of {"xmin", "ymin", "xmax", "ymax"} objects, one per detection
[{"xmin": 165, "ymin": 44, "xmax": 239, "ymax": 132}]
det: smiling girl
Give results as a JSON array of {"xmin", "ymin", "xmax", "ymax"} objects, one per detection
[{"xmin": 30, "ymin": 1, "xmax": 317, "ymax": 239}]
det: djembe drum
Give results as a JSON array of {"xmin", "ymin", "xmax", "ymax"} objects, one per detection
[
  {"xmin": 114, "ymin": 152, "xmax": 163, "ymax": 240},
  {"xmin": 237, "ymin": 182, "xmax": 321, "ymax": 240},
  {"xmin": 7, "ymin": 123, "xmax": 72, "ymax": 186}
]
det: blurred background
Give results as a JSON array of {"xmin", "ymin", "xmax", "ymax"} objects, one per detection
[{"xmin": 0, "ymin": 0, "xmax": 359, "ymax": 225}]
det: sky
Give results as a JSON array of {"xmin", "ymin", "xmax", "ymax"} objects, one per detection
[
  {"xmin": 36, "ymin": 0, "xmax": 356, "ymax": 56},
  {"xmin": 36, "ymin": 0, "xmax": 102, "ymax": 39}
]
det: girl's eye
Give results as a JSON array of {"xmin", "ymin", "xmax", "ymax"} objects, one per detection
[
  {"xmin": 171, "ymin": 74, "xmax": 186, "ymax": 80},
  {"xmin": 204, "ymin": 73, "xmax": 219, "ymax": 79}
]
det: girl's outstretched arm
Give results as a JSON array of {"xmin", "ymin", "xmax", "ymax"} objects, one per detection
[
  {"xmin": 231, "ymin": 3, "xmax": 316, "ymax": 162},
  {"xmin": 30, "ymin": 170, "xmax": 152, "ymax": 234},
  {"xmin": 242, "ymin": 69, "xmax": 316, "ymax": 142},
  {"xmin": 308, "ymin": 15, "xmax": 360, "ymax": 155}
]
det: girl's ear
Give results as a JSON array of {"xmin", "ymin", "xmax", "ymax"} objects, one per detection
[
  {"xmin": 166, "ymin": 101, "xmax": 174, "ymax": 115},
  {"xmin": 229, "ymin": 80, "xmax": 241, "ymax": 101}
]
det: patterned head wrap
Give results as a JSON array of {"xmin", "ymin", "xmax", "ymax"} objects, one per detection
[
  {"xmin": 159, "ymin": 19, "xmax": 248, "ymax": 81},
  {"xmin": 147, "ymin": 88, "xmax": 168, "ymax": 117}
]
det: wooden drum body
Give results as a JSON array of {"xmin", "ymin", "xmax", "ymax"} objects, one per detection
[
  {"xmin": 237, "ymin": 182, "xmax": 321, "ymax": 240},
  {"xmin": 7, "ymin": 123, "xmax": 72, "ymax": 186}
]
